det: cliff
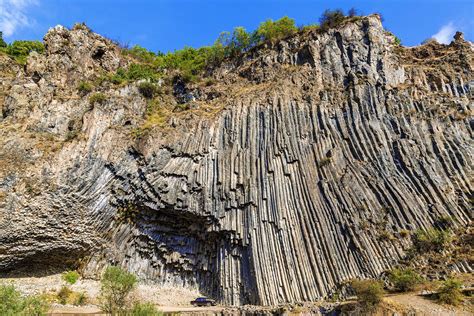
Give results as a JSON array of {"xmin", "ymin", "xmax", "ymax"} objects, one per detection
[{"xmin": 0, "ymin": 15, "xmax": 472, "ymax": 306}]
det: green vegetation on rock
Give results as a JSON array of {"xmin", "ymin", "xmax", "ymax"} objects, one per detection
[
  {"xmin": 77, "ymin": 81, "xmax": 93, "ymax": 95},
  {"xmin": 413, "ymin": 228, "xmax": 452, "ymax": 252},
  {"xmin": 89, "ymin": 92, "xmax": 107, "ymax": 105},
  {"xmin": 114, "ymin": 9, "xmax": 364, "ymax": 85},
  {"xmin": 99, "ymin": 266, "xmax": 138, "ymax": 314},
  {"xmin": 131, "ymin": 302, "xmax": 163, "ymax": 316},
  {"xmin": 388, "ymin": 268, "xmax": 423, "ymax": 292},
  {"xmin": 437, "ymin": 278, "xmax": 463, "ymax": 306},
  {"xmin": 0, "ymin": 284, "xmax": 49, "ymax": 316},
  {"xmin": 62, "ymin": 270, "xmax": 80, "ymax": 285},
  {"xmin": 351, "ymin": 279, "xmax": 385, "ymax": 310},
  {"xmin": 0, "ymin": 34, "xmax": 45, "ymax": 64}
]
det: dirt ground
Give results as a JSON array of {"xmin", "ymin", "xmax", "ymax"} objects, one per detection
[
  {"xmin": 2, "ymin": 274, "xmax": 473, "ymax": 315},
  {"xmin": 384, "ymin": 292, "xmax": 473, "ymax": 316}
]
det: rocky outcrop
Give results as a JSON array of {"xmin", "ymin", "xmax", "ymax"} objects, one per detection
[{"xmin": 0, "ymin": 15, "xmax": 472, "ymax": 306}]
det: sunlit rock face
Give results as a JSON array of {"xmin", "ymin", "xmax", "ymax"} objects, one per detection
[{"xmin": 0, "ymin": 16, "xmax": 472, "ymax": 305}]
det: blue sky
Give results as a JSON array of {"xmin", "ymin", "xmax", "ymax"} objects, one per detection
[{"xmin": 1, "ymin": 0, "xmax": 473, "ymax": 52}]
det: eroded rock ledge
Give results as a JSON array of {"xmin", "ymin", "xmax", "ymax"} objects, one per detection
[{"xmin": 0, "ymin": 16, "xmax": 472, "ymax": 305}]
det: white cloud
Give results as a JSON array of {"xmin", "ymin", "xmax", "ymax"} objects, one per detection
[
  {"xmin": 0, "ymin": 0, "xmax": 38, "ymax": 37},
  {"xmin": 432, "ymin": 22, "xmax": 456, "ymax": 44}
]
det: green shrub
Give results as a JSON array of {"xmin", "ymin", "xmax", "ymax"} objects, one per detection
[
  {"xmin": 348, "ymin": 7, "xmax": 358, "ymax": 17},
  {"xmin": 57, "ymin": 286, "xmax": 72, "ymax": 304},
  {"xmin": 22, "ymin": 295, "xmax": 50, "ymax": 315},
  {"xmin": 394, "ymin": 36, "xmax": 402, "ymax": 46},
  {"xmin": 232, "ymin": 27, "xmax": 252, "ymax": 52},
  {"xmin": 319, "ymin": 9, "xmax": 347, "ymax": 31},
  {"xmin": 0, "ymin": 284, "xmax": 49, "ymax": 315},
  {"xmin": 89, "ymin": 92, "xmax": 107, "ymax": 105},
  {"xmin": 62, "ymin": 270, "xmax": 80, "ymax": 285},
  {"xmin": 71, "ymin": 291, "xmax": 88, "ymax": 306},
  {"xmin": 99, "ymin": 266, "xmax": 138, "ymax": 314},
  {"xmin": 127, "ymin": 63, "xmax": 160, "ymax": 81},
  {"xmin": 389, "ymin": 268, "xmax": 423, "ymax": 292},
  {"xmin": 413, "ymin": 228, "xmax": 452, "ymax": 252},
  {"xmin": 138, "ymin": 82, "xmax": 156, "ymax": 99},
  {"xmin": 110, "ymin": 67, "xmax": 127, "ymax": 84},
  {"xmin": 437, "ymin": 278, "xmax": 463, "ymax": 306},
  {"xmin": 301, "ymin": 24, "xmax": 320, "ymax": 32},
  {"xmin": 77, "ymin": 81, "xmax": 93, "ymax": 94},
  {"xmin": 378, "ymin": 230, "xmax": 393, "ymax": 241},
  {"xmin": 434, "ymin": 215, "xmax": 454, "ymax": 229},
  {"xmin": 124, "ymin": 45, "xmax": 157, "ymax": 63},
  {"xmin": 3, "ymin": 40, "xmax": 45, "ymax": 64},
  {"xmin": 130, "ymin": 302, "xmax": 162, "ymax": 316},
  {"xmin": 255, "ymin": 16, "xmax": 298, "ymax": 43},
  {"xmin": 0, "ymin": 31, "xmax": 6, "ymax": 48},
  {"xmin": 351, "ymin": 279, "xmax": 385, "ymax": 309},
  {"xmin": 399, "ymin": 229, "xmax": 410, "ymax": 238}
]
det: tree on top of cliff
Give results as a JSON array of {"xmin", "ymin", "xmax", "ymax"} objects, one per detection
[
  {"xmin": 0, "ymin": 32, "xmax": 6, "ymax": 48},
  {"xmin": 255, "ymin": 16, "xmax": 298, "ymax": 43}
]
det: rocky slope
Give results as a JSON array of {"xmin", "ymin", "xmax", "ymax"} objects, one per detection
[{"xmin": 0, "ymin": 15, "xmax": 472, "ymax": 306}]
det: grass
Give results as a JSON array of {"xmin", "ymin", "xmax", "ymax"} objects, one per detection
[
  {"xmin": 62, "ymin": 271, "xmax": 80, "ymax": 285},
  {"xmin": 0, "ymin": 284, "xmax": 49, "ymax": 315},
  {"xmin": 56, "ymin": 286, "xmax": 88, "ymax": 306},
  {"xmin": 89, "ymin": 92, "xmax": 107, "ymax": 105},
  {"xmin": 413, "ymin": 228, "xmax": 452, "ymax": 252},
  {"xmin": 351, "ymin": 279, "xmax": 385, "ymax": 310},
  {"xmin": 137, "ymin": 82, "xmax": 156, "ymax": 99},
  {"xmin": 130, "ymin": 302, "xmax": 163, "ymax": 316},
  {"xmin": 77, "ymin": 81, "xmax": 93, "ymax": 94},
  {"xmin": 388, "ymin": 268, "xmax": 423, "ymax": 292},
  {"xmin": 437, "ymin": 278, "xmax": 463, "ymax": 306}
]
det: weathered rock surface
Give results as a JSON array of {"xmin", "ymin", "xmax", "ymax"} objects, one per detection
[{"xmin": 0, "ymin": 15, "xmax": 472, "ymax": 306}]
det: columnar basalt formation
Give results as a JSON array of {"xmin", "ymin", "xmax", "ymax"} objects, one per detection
[{"xmin": 0, "ymin": 16, "xmax": 472, "ymax": 306}]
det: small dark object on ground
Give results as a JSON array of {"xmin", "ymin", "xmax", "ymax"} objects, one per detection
[{"xmin": 190, "ymin": 297, "xmax": 217, "ymax": 307}]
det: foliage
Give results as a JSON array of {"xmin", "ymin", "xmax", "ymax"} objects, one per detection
[
  {"xmin": 56, "ymin": 286, "xmax": 87, "ymax": 306},
  {"xmin": 62, "ymin": 270, "xmax": 80, "ymax": 285},
  {"xmin": 255, "ymin": 16, "xmax": 298, "ymax": 43},
  {"xmin": 89, "ymin": 92, "xmax": 107, "ymax": 105},
  {"xmin": 137, "ymin": 82, "xmax": 156, "ymax": 99},
  {"xmin": 348, "ymin": 7, "xmax": 358, "ymax": 17},
  {"xmin": 301, "ymin": 24, "xmax": 320, "ymax": 32},
  {"xmin": 0, "ymin": 40, "xmax": 45, "ymax": 64},
  {"xmin": 437, "ymin": 278, "xmax": 463, "ymax": 306},
  {"xmin": 434, "ymin": 215, "xmax": 454, "ymax": 229},
  {"xmin": 320, "ymin": 9, "xmax": 347, "ymax": 31},
  {"xmin": 77, "ymin": 81, "xmax": 93, "ymax": 95},
  {"xmin": 70, "ymin": 291, "xmax": 88, "ymax": 306},
  {"xmin": 413, "ymin": 228, "xmax": 452, "ymax": 252},
  {"xmin": 113, "ymin": 12, "xmax": 380, "ymax": 83},
  {"xmin": 127, "ymin": 63, "xmax": 160, "ymax": 81},
  {"xmin": 389, "ymin": 268, "xmax": 423, "ymax": 292},
  {"xmin": 394, "ymin": 36, "xmax": 402, "ymax": 46},
  {"xmin": 0, "ymin": 284, "xmax": 49, "ymax": 316},
  {"xmin": 99, "ymin": 266, "xmax": 138, "ymax": 314},
  {"xmin": 125, "ymin": 45, "xmax": 157, "ymax": 63},
  {"xmin": 130, "ymin": 302, "xmax": 163, "ymax": 316},
  {"xmin": 154, "ymin": 46, "xmax": 214, "ymax": 82},
  {"xmin": 0, "ymin": 31, "xmax": 6, "ymax": 48},
  {"xmin": 57, "ymin": 286, "xmax": 72, "ymax": 304},
  {"xmin": 399, "ymin": 229, "xmax": 410, "ymax": 238},
  {"xmin": 351, "ymin": 279, "xmax": 385, "ymax": 309}
]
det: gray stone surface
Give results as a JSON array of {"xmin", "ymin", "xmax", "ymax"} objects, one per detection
[{"xmin": 0, "ymin": 15, "xmax": 472, "ymax": 306}]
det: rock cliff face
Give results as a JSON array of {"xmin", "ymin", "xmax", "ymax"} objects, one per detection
[{"xmin": 0, "ymin": 16, "xmax": 472, "ymax": 305}]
